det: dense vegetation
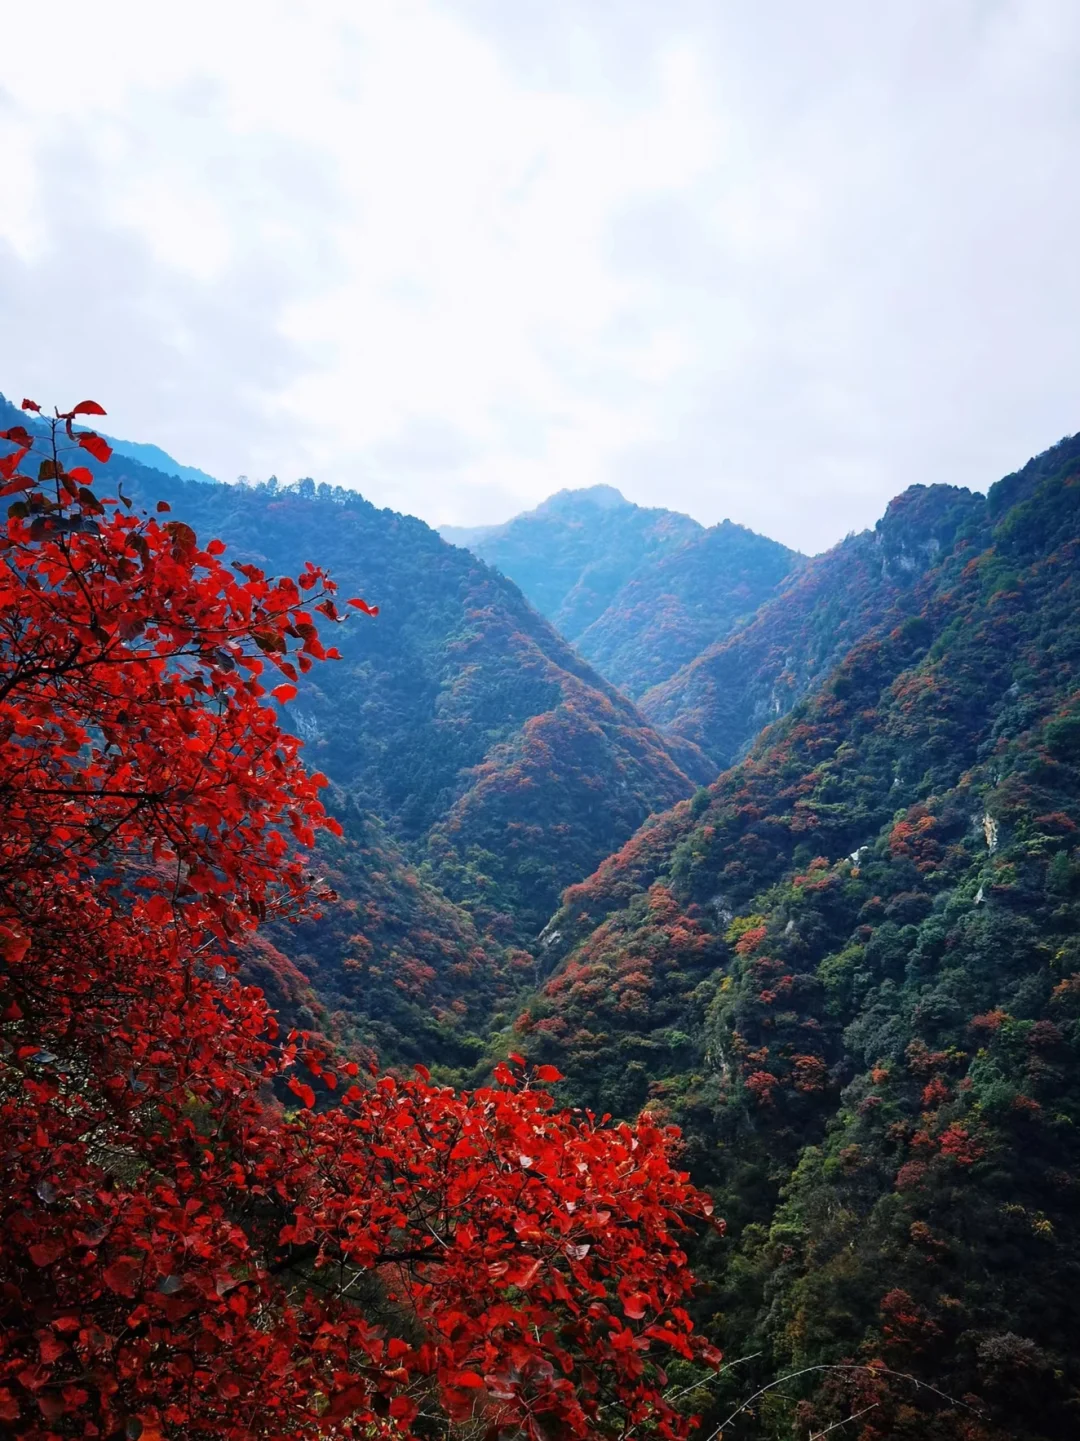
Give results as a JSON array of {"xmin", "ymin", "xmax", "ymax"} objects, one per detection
[
  {"xmin": 640, "ymin": 483, "xmax": 985, "ymax": 771},
  {"xmin": 0, "ymin": 395, "xmax": 711, "ymax": 965},
  {"xmin": 0, "ymin": 402, "xmax": 720, "ymax": 1440},
  {"xmin": 6, "ymin": 387, "xmax": 1080, "ymax": 1441},
  {"xmin": 510, "ymin": 434, "xmax": 1080, "ymax": 1438},
  {"xmin": 443, "ymin": 485, "xmax": 800, "ymax": 698},
  {"xmin": 574, "ymin": 519, "xmax": 801, "ymax": 698},
  {"xmin": 442, "ymin": 483, "xmax": 702, "ymax": 639}
]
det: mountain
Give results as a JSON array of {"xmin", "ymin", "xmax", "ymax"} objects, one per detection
[
  {"xmin": 1, "ymin": 399, "xmax": 712, "ymax": 955},
  {"xmin": 442, "ymin": 485, "xmax": 801, "ymax": 697},
  {"xmin": 573, "ymin": 518, "xmax": 803, "ymax": 697},
  {"xmin": 12, "ymin": 390, "xmax": 1080, "ymax": 1436},
  {"xmin": 0, "ymin": 393, "xmax": 217, "ymax": 485},
  {"xmin": 442, "ymin": 484, "xmax": 703, "ymax": 638},
  {"xmin": 640, "ymin": 483, "xmax": 985, "ymax": 769},
  {"xmin": 505, "ymin": 434, "xmax": 1080, "ymax": 1440},
  {"xmin": 262, "ymin": 802, "xmax": 517, "ymax": 1069},
  {"xmin": 101, "ymin": 434, "xmax": 217, "ymax": 485},
  {"xmin": 158, "ymin": 480, "xmax": 712, "ymax": 938}
]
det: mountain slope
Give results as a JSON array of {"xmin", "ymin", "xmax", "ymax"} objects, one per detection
[
  {"xmin": 640, "ymin": 482, "xmax": 985, "ymax": 769},
  {"xmin": 507, "ymin": 434, "xmax": 1080, "ymax": 1441},
  {"xmin": 443, "ymin": 484, "xmax": 703, "ymax": 638},
  {"xmin": 155, "ymin": 479, "xmax": 711, "ymax": 937},
  {"xmin": 1, "ymin": 399, "xmax": 713, "ymax": 951},
  {"xmin": 264, "ymin": 802, "xmax": 518, "ymax": 1068},
  {"xmin": 102, "ymin": 433, "xmax": 217, "ymax": 485},
  {"xmin": 574, "ymin": 518, "xmax": 802, "ymax": 697},
  {"xmin": 443, "ymin": 485, "xmax": 801, "ymax": 698}
]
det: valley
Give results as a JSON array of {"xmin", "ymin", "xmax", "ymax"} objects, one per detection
[{"xmin": 4, "ymin": 392, "xmax": 1079, "ymax": 1440}]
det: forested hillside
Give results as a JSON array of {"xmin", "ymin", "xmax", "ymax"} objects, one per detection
[
  {"xmin": 442, "ymin": 483, "xmax": 702, "ymax": 637},
  {"xmin": 143, "ymin": 477, "xmax": 712, "ymax": 943},
  {"xmin": 574, "ymin": 519, "xmax": 802, "ymax": 697},
  {"xmin": 0, "ymin": 393, "xmax": 711, "ymax": 980},
  {"xmin": 443, "ymin": 484, "xmax": 801, "ymax": 697},
  {"xmin": 0, "ymin": 397, "xmax": 719, "ymax": 1441},
  {"xmin": 8, "ymin": 391, "xmax": 1080, "ymax": 1440},
  {"xmin": 507, "ymin": 434, "xmax": 1080, "ymax": 1439},
  {"xmin": 640, "ymin": 482, "xmax": 985, "ymax": 770}
]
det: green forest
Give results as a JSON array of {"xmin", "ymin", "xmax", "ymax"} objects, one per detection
[{"xmin": 3, "ymin": 391, "xmax": 1079, "ymax": 1441}]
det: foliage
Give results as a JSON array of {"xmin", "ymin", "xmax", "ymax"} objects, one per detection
[
  {"xmin": 442, "ymin": 484, "xmax": 702, "ymax": 642},
  {"xmin": 0, "ymin": 392, "xmax": 712, "ymax": 963},
  {"xmin": 444, "ymin": 486, "xmax": 800, "ymax": 700},
  {"xmin": 510, "ymin": 437, "xmax": 1080, "ymax": 1439},
  {"xmin": 0, "ymin": 405, "xmax": 721, "ymax": 1440},
  {"xmin": 640, "ymin": 483, "xmax": 985, "ymax": 770},
  {"xmin": 266, "ymin": 805, "xmax": 515, "ymax": 1069},
  {"xmin": 574, "ymin": 520, "xmax": 801, "ymax": 699}
]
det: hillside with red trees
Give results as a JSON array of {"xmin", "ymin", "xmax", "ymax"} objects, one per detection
[
  {"xmin": 0, "ymin": 393, "xmax": 714, "ymax": 961},
  {"xmin": 6, "ymin": 392, "xmax": 1080, "ymax": 1441},
  {"xmin": 0, "ymin": 402, "xmax": 722, "ymax": 1440},
  {"xmin": 443, "ymin": 485, "xmax": 802, "ymax": 700},
  {"xmin": 639, "ymin": 482, "xmax": 985, "ymax": 770},
  {"xmin": 509, "ymin": 433, "xmax": 1080, "ymax": 1439}
]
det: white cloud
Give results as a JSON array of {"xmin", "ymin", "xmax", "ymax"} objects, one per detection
[{"xmin": 1, "ymin": 0, "xmax": 1079, "ymax": 552}]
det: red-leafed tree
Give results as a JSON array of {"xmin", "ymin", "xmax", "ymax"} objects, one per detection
[{"xmin": 0, "ymin": 404, "xmax": 720, "ymax": 1440}]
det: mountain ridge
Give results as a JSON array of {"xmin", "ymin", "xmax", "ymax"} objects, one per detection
[
  {"xmin": 505, "ymin": 429, "xmax": 1080, "ymax": 1440},
  {"xmin": 442, "ymin": 483, "xmax": 803, "ymax": 699},
  {"xmin": 1, "ymin": 394, "xmax": 713, "ymax": 951},
  {"xmin": 640, "ymin": 480, "xmax": 985, "ymax": 768}
]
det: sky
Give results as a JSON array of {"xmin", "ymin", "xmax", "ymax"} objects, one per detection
[{"xmin": 1, "ymin": 1, "xmax": 1078, "ymax": 554}]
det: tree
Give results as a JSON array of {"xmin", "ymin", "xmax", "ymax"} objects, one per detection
[{"xmin": 0, "ymin": 403, "xmax": 719, "ymax": 1440}]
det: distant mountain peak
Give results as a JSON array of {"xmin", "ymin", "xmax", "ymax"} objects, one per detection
[{"xmin": 536, "ymin": 484, "xmax": 630, "ymax": 515}]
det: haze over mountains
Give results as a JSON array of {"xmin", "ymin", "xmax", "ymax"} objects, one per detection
[
  {"xmin": 442, "ymin": 485, "xmax": 803, "ymax": 699},
  {"xmin": 5, "ymin": 389, "xmax": 1080, "ymax": 1439}
]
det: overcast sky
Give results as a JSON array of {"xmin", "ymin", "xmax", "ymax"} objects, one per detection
[{"xmin": 2, "ymin": 1, "xmax": 1078, "ymax": 553}]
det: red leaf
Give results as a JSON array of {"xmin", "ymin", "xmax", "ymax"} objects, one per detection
[
  {"xmin": 0, "ymin": 425, "xmax": 33, "ymax": 446},
  {"xmin": 76, "ymin": 432, "xmax": 113, "ymax": 464},
  {"xmin": 414, "ymin": 1063, "xmax": 431, "ymax": 1082},
  {"xmin": 0, "ymin": 448, "xmax": 29, "ymax": 481},
  {"xmin": 156, "ymin": 500, "xmax": 171, "ymax": 512},
  {"xmin": 534, "ymin": 1065, "xmax": 563, "ymax": 1083},
  {"xmin": 71, "ymin": 400, "xmax": 107, "ymax": 416},
  {"xmin": 21, "ymin": 397, "xmax": 41, "ymax": 412},
  {"xmin": 67, "ymin": 466, "xmax": 94, "ymax": 485},
  {"xmin": 508, "ymin": 1052, "xmax": 526, "ymax": 1067},
  {"xmin": 516, "ymin": 1258, "xmax": 542, "ymax": 1289},
  {"xmin": 0, "ymin": 476, "xmax": 35, "ymax": 497},
  {"xmin": 347, "ymin": 598, "xmax": 379, "ymax": 615},
  {"xmin": 39, "ymin": 1333, "xmax": 67, "ymax": 1364},
  {"xmin": 448, "ymin": 1371, "xmax": 485, "ymax": 1388},
  {"xmin": 103, "ymin": 1257, "xmax": 141, "ymax": 1297},
  {"xmin": 623, "ymin": 1293, "xmax": 650, "ymax": 1319},
  {"xmin": 29, "ymin": 1241, "xmax": 64, "ymax": 1267},
  {"xmin": 271, "ymin": 684, "xmax": 297, "ymax": 705},
  {"xmin": 326, "ymin": 1383, "xmax": 369, "ymax": 1421},
  {"xmin": 287, "ymin": 1077, "xmax": 316, "ymax": 1109}
]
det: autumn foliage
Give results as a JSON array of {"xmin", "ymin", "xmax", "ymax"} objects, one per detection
[{"xmin": 0, "ymin": 405, "xmax": 719, "ymax": 1439}]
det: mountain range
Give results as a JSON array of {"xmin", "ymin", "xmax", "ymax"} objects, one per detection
[
  {"xmin": 443, "ymin": 485, "xmax": 802, "ymax": 699},
  {"xmin": 5, "ymin": 390, "xmax": 1079, "ymax": 1439}
]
